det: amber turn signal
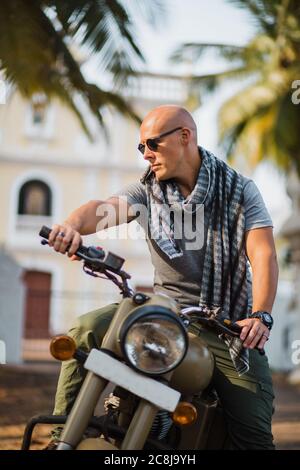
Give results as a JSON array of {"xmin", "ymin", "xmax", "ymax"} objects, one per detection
[
  {"xmin": 172, "ymin": 401, "xmax": 197, "ymax": 426},
  {"xmin": 50, "ymin": 335, "xmax": 76, "ymax": 361}
]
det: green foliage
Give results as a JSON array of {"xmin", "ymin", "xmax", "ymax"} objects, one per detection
[{"xmin": 0, "ymin": 0, "xmax": 165, "ymax": 138}]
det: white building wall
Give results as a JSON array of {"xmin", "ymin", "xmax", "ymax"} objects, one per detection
[
  {"xmin": 0, "ymin": 73, "xmax": 190, "ymax": 361},
  {"xmin": 265, "ymin": 280, "xmax": 294, "ymax": 371}
]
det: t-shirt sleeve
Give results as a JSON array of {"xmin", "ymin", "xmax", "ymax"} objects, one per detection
[
  {"xmin": 243, "ymin": 178, "xmax": 273, "ymax": 231},
  {"xmin": 111, "ymin": 182, "xmax": 147, "ymax": 207}
]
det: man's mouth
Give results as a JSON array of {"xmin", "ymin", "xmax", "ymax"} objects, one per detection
[{"xmin": 151, "ymin": 165, "xmax": 161, "ymax": 171}]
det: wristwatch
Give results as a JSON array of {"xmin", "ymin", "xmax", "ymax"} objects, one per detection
[{"xmin": 250, "ymin": 311, "xmax": 273, "ymax": 330}]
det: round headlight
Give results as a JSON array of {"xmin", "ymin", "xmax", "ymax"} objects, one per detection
[{"xmin": 119, "ymin": 306, "xmax": 188, "ymax": 376}]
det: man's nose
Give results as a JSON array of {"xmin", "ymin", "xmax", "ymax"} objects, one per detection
[{"xmin": 143, "ymin": 146, "xmax": 155, "ymax": 161}]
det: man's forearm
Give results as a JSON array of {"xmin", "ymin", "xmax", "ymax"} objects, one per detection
[
  {"xmin": 63, "ymin": 197, "xmax": 132, "ymax": 235},
  {"xmin": 63, "ymin": 200, "xmax": 104, "ymax": 235},
  {"xmin": 251, "ymin": 253, "xmax": 279, "ymax": 313}
]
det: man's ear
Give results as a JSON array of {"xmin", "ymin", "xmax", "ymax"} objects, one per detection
[{"xmin": 180, "ymin": 127, "xmax": 192, "ymax": 145}]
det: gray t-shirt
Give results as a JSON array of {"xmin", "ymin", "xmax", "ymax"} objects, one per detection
[{"xmin": 113, "ymin": 176, "xmax": 273, "ymax": 308}]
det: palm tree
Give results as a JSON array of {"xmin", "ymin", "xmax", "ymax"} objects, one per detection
[
  {"xmin": 0, "ymin": 0, "xmax": 164, "ymax": 139},
  {"xmin": 171, "ymin": 0, "xmax": 300, "ymax": 175}
]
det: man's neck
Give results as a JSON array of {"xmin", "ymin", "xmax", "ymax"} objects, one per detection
[{"xmin": 175, "ymin": 147, "xmax": 202, "ymax": 198}]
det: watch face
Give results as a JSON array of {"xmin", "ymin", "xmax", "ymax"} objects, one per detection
[
  {"xmin": 251, "ymin": 311, "xmax": 273, "ymax": 329},
  {"xmin": 262, "ymin": 313, "xmax": 273, "ymax": 327}
]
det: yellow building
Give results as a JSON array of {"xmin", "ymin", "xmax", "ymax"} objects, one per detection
[{"xmin": 0, "ymin": 73, "xmax": 190, "ymax": 361}]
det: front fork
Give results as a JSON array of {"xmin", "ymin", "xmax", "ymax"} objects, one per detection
[
  {"xmin": 56, "ymin": 371, "xmax": 108, "ymax": 450},
  {"xmin": 57, "ymin": 299, "xmax": 169, "ymax": 450},
  {"xmin": 120, "ymin": 399, "xmax": 158, "ymax": 450},
  {"xmin": 56, "ymin": 371, "xmax": 159, "ymax": 450}
]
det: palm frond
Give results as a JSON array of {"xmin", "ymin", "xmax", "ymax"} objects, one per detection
[
  {"xmin": 187, "ymin": 66, "xmax": 258, "ymax": 95},
  {"xmin": 122, "ymin": 0, "xmax": 166, "ymax": 28},
  {"xmin": 228, "ymin": 105, "xmax": 277, "ymax": 166},
  {"xmin": 170, "ymin": 33, "xmax": 279, "ymax": 70},
  {"xmin": 46, "ymin": 0, "xmax": 166, "ymax": 97},
  {"xmin": 0, "ymin": 0, "xmax": 144, "ymax": 139},
  {"xmin": 274, "ymin": 93, "xmax": 300, "ymax": 171},
  {"xmin": 226, "ymin": 0, "xmax": 279, "ymax": 35},
  {"xmin": 218, "ymin": 69, "xmax": 291, "ymax": 139},
  {"xmin": 170, "ymin": 0, "xmax": 300, "ymax": 176},
  {"xmin": 170, "ymin": 42, "xmax": 245, "ymax": 64}
]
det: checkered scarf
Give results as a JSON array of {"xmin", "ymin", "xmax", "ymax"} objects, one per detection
[{"xmin": 140, "ymin": 146, "xmax": 250, "ymax": 375}]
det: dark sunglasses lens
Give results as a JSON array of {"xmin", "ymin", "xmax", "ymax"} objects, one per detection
[
  {"xmin": 138, "ymin": 138, "xmax": 159, "ymax": 155},
  {"xmin": 147, "ymin": 139, "xmax": 158, "ymax": 151},
  {"xmin": 138, "ymin": 143, "xmax": 145, "ymax": 154}
]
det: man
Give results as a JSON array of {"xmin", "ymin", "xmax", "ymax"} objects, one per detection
[{"xmin": 47, "ymin": 105, "xmax": 278, "ymax": 449}]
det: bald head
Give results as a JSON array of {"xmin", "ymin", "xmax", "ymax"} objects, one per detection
[
  {"xmin": 141, "ymin": 105, "xmax": 197, "ymax": 144},
  {"xmin": 139, "ymin": 105, "xmax": 201, "ymax": 189}
]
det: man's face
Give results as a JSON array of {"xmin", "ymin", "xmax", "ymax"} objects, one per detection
[{"xmin": 139, "ymin": 121, "xmax": 185, "ymax": 181}]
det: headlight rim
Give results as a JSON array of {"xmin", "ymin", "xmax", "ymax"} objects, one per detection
[{"xmin": 119, "ymin": 305, "xmax": 188, "ymax": 376}]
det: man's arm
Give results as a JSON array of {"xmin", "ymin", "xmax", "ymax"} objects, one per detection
[
  {"xmin": 236, "ymin": 226, "xmax": 279, "ymax": 350},
  {"xmin": 245, "ymin": 226, "xmax": 279, "ymax": 313},
  {"xmin": 48, "ymin": 197, "xmax": 136, "ymax": 256}
]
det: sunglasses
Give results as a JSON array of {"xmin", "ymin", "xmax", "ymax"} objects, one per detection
[{"xmin": 138, "ymin": 126, "xmax": 183, "ymax": 155}]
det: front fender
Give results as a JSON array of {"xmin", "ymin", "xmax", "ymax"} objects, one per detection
[{"xmin": 76, "ymin": 437, "xmax": 119, "ymax": 450}]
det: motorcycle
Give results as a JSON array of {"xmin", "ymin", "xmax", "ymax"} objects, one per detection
[{"xmin": 22, "ymin": 225, "xmax": 264, "ymax": 450}]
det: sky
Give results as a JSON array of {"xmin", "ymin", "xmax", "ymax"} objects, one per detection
[
  {"xmin": 86, "ymin": 0, "xmax": 292, "ymax": 233},
  {"xmin": 135, "ymin": 0, "xmax": 254, "ymax": 73}
]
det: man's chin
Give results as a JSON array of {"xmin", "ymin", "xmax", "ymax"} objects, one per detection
[{"xmin": 154, "ymin": 170, "xmax": 168, "ymax": 181}]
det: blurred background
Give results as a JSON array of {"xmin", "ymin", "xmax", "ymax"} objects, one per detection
[{"xmin": 0, "ymin": 0, "xmax": 300, "ymax": 449}]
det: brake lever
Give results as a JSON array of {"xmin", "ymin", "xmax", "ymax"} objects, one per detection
[
  {"xmin": 41, "ymin": 239, "xmax": 105, "ymax": 269},
  {"xmin": 221, "ymin": 319, "xmax": 266, "ymax": 356},
  {"xmin": 188, "ymin": 315, "xmax": 265, "ymax": 356},
  {"xmin": 209, "ymin": 318, "xmax": 240, "ymax": 337}
]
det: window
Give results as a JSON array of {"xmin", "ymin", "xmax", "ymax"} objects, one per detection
[
  {"xmin": 31, "ymin": 94, "xmax": 47, "ymax": 126},
  {"xmin": 10, "ymin": 172, "xmax": 58, "ymax": 243},
  {"xmin": 24, "ymin": 93, "xmax": 54, "ymax": 139},
  {"xmin": 32, "ymin": 101, "xmax": 47, "ymax": 125},
  {"xmin": 18, "ymin": 180, "xmax": 52, "ymax": 216}
]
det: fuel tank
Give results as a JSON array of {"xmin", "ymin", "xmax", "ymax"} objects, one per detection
[{"xmin": 170, "ymin": 333, "xmax": 214, "ymax": 395}]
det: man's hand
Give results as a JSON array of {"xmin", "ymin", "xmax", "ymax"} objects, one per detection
[
  {"xmin": 235, "ymin": 318, "xmax": 270, "ymax": 350},
  {"xmin": 48, "ymin": 223, "xmax": 82, "ymax": 258}
]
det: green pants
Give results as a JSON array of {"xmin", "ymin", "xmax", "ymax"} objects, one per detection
[{"xmin": 52, "ymin": 303, "xmax": 275, "ymax": 450}]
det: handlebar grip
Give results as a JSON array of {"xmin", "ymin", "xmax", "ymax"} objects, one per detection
[
  {"xmin": 39, "ymin": 225, "xmax": 52, "ymax": 240},
  {"xmin": 39, "ymin": 225, "xmax": 105, "ymax": 262},
  {"xmin": 227, "ymin": 321, "xmax": 266, "ymax": 356}
]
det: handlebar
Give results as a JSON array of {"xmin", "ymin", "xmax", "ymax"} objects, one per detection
[
  {"xmin": 40, "ymin": 226, "xmax": 266, "ymax": 354},
  {"xmin": 39, "ymin": 225, "xmax": 133, "ymax": 297},
  {"xmin": 39, "ymin": 225, "xmax": 126, "ymax": 272},
  {"xmin": 39, "ymin": 226, "xmax": 106, "ymax": 264},
  {"xmin": 39, "ymin": 226, "xmax": 51, "ymax": 239},
  {"xmin": 180, "ymin": 308, "xmax": 266, "ymax": 356}
]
